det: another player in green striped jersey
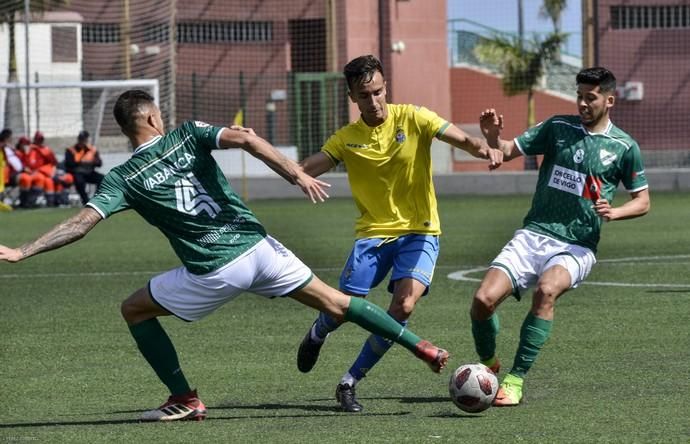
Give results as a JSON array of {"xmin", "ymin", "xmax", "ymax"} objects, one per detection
[
  {"xmin": 0, "ymin": 90, "xmax": 449, "ymax": 422},
  {"xmin": 471, "ymin": 67, "xmax": 650, "ymax": 407}
]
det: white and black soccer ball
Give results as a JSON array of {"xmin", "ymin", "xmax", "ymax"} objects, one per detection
[{"xmin": 448, "ymin": 363, "xmax": 498, "ymax": 413}]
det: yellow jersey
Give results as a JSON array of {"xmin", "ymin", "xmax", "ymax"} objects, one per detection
[{"xmin": 322, "ymin": 103, "xmax": 450, "ymax": 238}]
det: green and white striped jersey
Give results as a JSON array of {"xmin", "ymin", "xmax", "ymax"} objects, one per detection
[
  {"xmin": 88, "ymin": 120, "xmax": 266, "ymax": 274},
  {"xmin": 515, "ymin": 115, "xmax": 648, "ymax": 252}
]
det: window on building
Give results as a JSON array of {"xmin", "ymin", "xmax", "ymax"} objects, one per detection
[
  {"xmin": 143, "ymin": 23, "xmax": 170, "ymax": 43},
  {"xmin": 177, "ymin": 21, "xmax": 273, "ymax": 44},
  {"xmin": 288, "ymin": 19, "xmax": 326, "ymax": 72},
  {"xmin": 82, "ymin": 23, "xmax": 121, "ymax": 43},
  {"xmin": 52, "ymin": 26, "xmax": 78, "ymax": 62},
  {"xmin": 611, "ymin": 4, "xmax": 690, "ymax": 29}
]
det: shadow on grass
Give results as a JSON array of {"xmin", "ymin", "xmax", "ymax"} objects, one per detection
[
  {"xmin": 108, "ymin": 403, "xmax": 344, "ymax": 415},
  {"xmin": 0, "ymin": 411, "xmax": 410, "ymax": 429},
  {"xmin": 0, "ymin": 418, "xmax": 144, "ymax": 429},
  {"xmin": 645, "ymin": 289, "xmax": 690, "ymax": 293},
  {"xmin": 430, "ymin": 412, "xmax": 489, "ymax": 419},
  {"xmin": 303, "ymin": 395, "xmax": 448, "ymax": 404},
  {"xmin": 0, "ymin": 397, "xmax": 452, "ymax": 428}
]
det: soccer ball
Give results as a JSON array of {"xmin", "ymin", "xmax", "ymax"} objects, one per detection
[{"xmin": 448, "ymin": 363, "xmax": 498, "ymax": 413}]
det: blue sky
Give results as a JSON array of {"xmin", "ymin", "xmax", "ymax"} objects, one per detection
[{"xmin": 447, "ymin": 0, "xmax": 582, "ymax": 56}]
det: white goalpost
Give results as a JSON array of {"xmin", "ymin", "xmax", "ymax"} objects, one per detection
[{"xmin": 0, "ymin": 79, "xmax": 159, "ymax": 148}]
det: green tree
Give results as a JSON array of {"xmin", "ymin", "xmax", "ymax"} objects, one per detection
[
  {"xmin": 540, "ymin": 0, "xmax": 567, "ymax": 60},
  {"xmin": 473, "ymin": 1, "xmax": 567, "ymax": 169},
  {"xmin": 540, "ymin": 0, "xmax": 568, "ymax": 33},
  {"xmin": 1, "ymin": 0, "xmax": 70, "ymax": 132}
]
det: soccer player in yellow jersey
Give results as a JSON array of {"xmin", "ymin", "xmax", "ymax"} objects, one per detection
[{"xmin": 296, "ymin": 54, "xmax": 504, "ymax": 412}]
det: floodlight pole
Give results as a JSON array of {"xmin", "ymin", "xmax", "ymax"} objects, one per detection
[
  {"xmin": 24, "ymin": 0, "xmax": 31, "ymax": 135},
  {"xmin": 326, "ymin": 0, "xmax": 338, "ymax": 72},
  {"xmin": 582, "ymin": 0, "xmax": 597, "ymax": 67},
  {"xmin": 168, "ymin": 0, "xmax": 177, "ymax": 128},
  {"xmin": 517, "ymin": 0, "xmax": 524, "ymax": 48},
  {"xmin": 123, "ymin": 0, "xmax": 131, "ymax": 79}
]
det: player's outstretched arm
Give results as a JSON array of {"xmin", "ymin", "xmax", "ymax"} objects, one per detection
[
  {"xmin": 0, "ymin": 207, "xmax": 102, "ymax": 263},
  {"xmin": 219, "ymin": 127, "xmax": 331, "ymax": 203},
  {"xmin": 437, "ymin": 124, "xmax": 504, "ymax": 170},
  {"xmin": 479, "ymin": 109, "xmax": 522, "ymax": 161}
]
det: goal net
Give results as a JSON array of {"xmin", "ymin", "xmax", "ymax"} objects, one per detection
[
  {"xmin": 2, "ymin": 1, "xmax": 687, "ymax": 173},
  {"xmin": 0, "ymin": 79, "xmax": 159, "ymax": 152}
]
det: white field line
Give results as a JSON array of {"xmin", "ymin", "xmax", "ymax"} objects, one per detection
[
  {"xmin": 0, "ymin": 270, "xmax": 158, "ymax": 279},
  {"xmin": 598, "ymin": 254, "xmax": 690, "ymax": 263},
  {"xmin": 2, "ymin": 255, "xmax": 690, "ymax": 288},
  {"xmin": 0, "ymin": 267, "xmax": 348, "ymax": 279},
  {"xmin": 446, "ymin": 254, "xmax": 690, "ymax": 288}
]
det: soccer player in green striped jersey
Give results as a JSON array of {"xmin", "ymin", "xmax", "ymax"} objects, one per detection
[
  {"xmin": 0, "ymin": 90, "xmax": 450, "ymax": 422},
  {"xmin": 471, "ymin": 67, "xmax": 650, "ymax": 406}
]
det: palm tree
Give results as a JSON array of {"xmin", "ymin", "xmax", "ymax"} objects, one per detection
[
  {"xmin": 1, "ymin": 1, "xmax": 70, "ymax": 132},
  {"xmin": 540, "ymin": 0, "xmax": 567, "ymax": 61},
  {"xmin": 473, "ymin": 1, "xmax": 568, "ymax": 170},
  {"xmin": 540, "ymin": 0, "xmax": 568, "ymax": 33}
]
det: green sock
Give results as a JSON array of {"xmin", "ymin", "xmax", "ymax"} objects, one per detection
[
  {"xmin": 128, "ymin": 318, "xmax": 191, "ymax": 396},
  {"xmin": 471, "ymin": 314, "xmax": 500, "ymax": 361},
  {"xmin": 343, "ymin": 297, "xmax": 422, "ymax": 352},
  {"xmin": 511, "ymin": 312, "xmax": 552, "ymax": 378}
]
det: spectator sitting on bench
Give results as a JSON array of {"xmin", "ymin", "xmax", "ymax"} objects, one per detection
[
  {"xmin": 65, "ymin": 130, "xmax": 104, "ymax": 205},
  {"xmin": 0, "ymin": 128, "xmax": 20, "ymax": 211},
  {"xmin": 20, "ymin": 131, "xmax": 73, "ymax": 208},
  {"xmin": 2, "ymin": 131, "xmax": 29, "ymax": 209}
]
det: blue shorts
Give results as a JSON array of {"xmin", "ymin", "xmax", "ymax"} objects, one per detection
[{"xmin": 339, "ymin": 234, "xmax": 439, "ymax": 296}]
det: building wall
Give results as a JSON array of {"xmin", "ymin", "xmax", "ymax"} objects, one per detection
[
  {"xmin": 341, "ymin": 0, "xmax": 450, "ymax": 120},
  {"xmin": 39, "ymin": 1, "xmax": 449, "ymax": 157},
  {"xmin": 68, "ymin": 0, "xmax": 326, "ymax": 144},
  {"xmin": 449, "ymin": 66, "xmax": 576, "ymax": 171},
  {"xmin": 597, "ymin": 0, "xmax": 690, "ymax": 151},
  {"xmin": 341, "ymin": 0, "xmax": 381, "ymax": 60},
  {"xmin": 0, "ymin": 13, "xmax": 83, "ymax": 139},
  {"xmin": 387, "ymin": 0, "xmax": 450, "ymax": 119}
]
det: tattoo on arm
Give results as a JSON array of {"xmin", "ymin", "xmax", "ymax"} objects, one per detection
[{"xmin": 18, "ymin": 208, "xmax": 102, "ymax": 259}]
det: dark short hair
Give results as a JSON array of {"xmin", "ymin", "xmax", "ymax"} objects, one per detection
[
  {"xmin": 576, "ymin": 67, "xmax": 617, "ymax": 93},
  {"xmin": 113, "ymin": 90, "xmax": 155, "ymax": 134},
  {"xmin": 78, "ymin": 130, "xmax": 89, "ymax": 141},
  {"xmin": 0, "ymin": 128, "xmax": 11, "ymax": 141},
  {"xmin": 343, "ymin": 55, "xmax": 385, "ymax": 91}
]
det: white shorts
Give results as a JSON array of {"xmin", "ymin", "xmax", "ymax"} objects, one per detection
[
  {"xmin": 149, "ymin": 235, "xmax": 313, "ymax": 321},
  {"xmin": 490, "ymin": 229, "xmax": 596, "ymax": 299}
]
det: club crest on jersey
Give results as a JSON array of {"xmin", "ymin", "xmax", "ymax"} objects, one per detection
[
  {"xmin": 573, "ymin": 148, "xmax": 585, "ymax": 164},
  {"xmin": 600, "ymin": 149, "xmax": 617, "ymax": 166},
  {"xmin": 395, "ymin": 128, "xmax": 406, "ymax": 143}
]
